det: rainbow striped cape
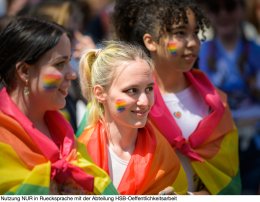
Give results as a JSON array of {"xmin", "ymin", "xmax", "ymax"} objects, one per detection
[
  {"xmin": 149, "ymin": 69, "xmax": 241, "ymax": 194},
  {"xmin": 0, "ymin": 88, "xmax": 118, "ymax": 195},
  {"xmin": 78, "ymin": 120, "xmax": 188, "ymax": 195}
]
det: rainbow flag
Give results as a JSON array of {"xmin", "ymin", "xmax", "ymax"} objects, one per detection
[
  {"xmin": 0, "ymin": 88, "xmax": 118, "ymax": 195},
  {"xmin": 76, "ymin": 103, "xmax": 91, "ymax": 137},
  {"xmin": 76, "ymin": 70, "xmax": 242, "ymax": 194},
  {"xmin": 78, "ymin": 120, "xmax": 188, "ymax": 195},
  {"xmin": 149, "ymin": 69, "xmax": 241, "ymax": 194}
]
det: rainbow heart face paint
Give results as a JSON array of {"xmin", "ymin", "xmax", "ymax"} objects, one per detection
[
  {"xmin": 167, "ymin": 41, "xmax": 177, "ymax": 56},
  {"xmin": 43, "ymin": 74, "xmax": 62, "ymax": 90},
  {"xmin": 115, "ymin": 99, "xmax": 127, "ymax": 112}
]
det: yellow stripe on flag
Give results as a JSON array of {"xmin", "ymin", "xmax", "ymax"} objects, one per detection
[{"xmin": 0, "ymin": 143, "xmax": 50, "ymax": 194}]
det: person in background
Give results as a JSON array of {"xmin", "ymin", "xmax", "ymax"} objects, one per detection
[
  {"xmin": 82, "ymin": 0, "xmax": 115, "ymax": 44},
  {"xmin": 198, "ymin": 0, "xmax": 260, "ymax": 194},
  {"xmin": 111, "ymin": 0, "xmax": 241, "ymax": 194},
  {"xmin": 0, "ymin": 16, "xmax": 117, "ymax": 195},
  {"xmin": 78, "ymin": 40, "xmax": 188, "ymax": 195}
]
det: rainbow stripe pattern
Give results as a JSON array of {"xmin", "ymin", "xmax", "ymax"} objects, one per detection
[
  {"xmin": 149, "ymin": 69, "xmax": 241, "ymax": 194},
  {"xmin": 115, "ymin": 99, "xmax": 127, "ymax": 112},
  {"xmin": 43, "ymin": 74, "xmax": 62, "ymax": 90},
  {"xmin": 78, "ymin": 120, "xmax": 188, "ymax": 194},
  {"xmin": 167, "ymin": 41, "xmax": 177, "ymax": 55},
  {"xmin": 0, "ymin": 88, "xmax": 118, "ymax": 195},
  {"xmin": 76, "ymin": 70, "xmax": 242, "ymax": 195}
]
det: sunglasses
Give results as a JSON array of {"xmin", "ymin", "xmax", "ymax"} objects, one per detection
[{"xmin": 208, "ymin": 1, "xmax": 239, "ymax": 14}]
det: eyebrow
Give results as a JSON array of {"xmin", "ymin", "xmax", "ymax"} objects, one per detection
[
  {"xmin": 173, "ymin": 25, "xmax": 186, "ymax": 29},
  {"xmin": 50, "ymin": 55, "xmax": 71, "ymax": 63},
  {"xmin": 173, "ymin": 24, "xmax": 199, "ymax": 31},
  {"xmin": 124, "ymin": 82, "xmax": 154, "ymax": 89}
]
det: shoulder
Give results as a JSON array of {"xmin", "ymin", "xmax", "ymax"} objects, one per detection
[
  {"xmin": 189, "ymin": 69, "xmax": 211, "ymax": 83},
  {"xmin": 145, "ymin": 120, "xmax": 174, "ymax": 148},
  {"xmin": 188, "ymin": 69, "xmax": 229, "ymax": 106}
]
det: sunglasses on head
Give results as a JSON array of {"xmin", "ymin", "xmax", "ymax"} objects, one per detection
[{"xmin": 208, "ymin": 0, "xmax": 239, "ymax": 14}]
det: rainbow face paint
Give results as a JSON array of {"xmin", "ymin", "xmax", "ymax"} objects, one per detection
[
  {"xmin": 43, "ymin": 74, "xmax": 62, "ymax": 90},
  {"xmin": 115, "ymin": 99, "xmax": 127, "ymax": 112},
  {"xmin": 167, "ymin": 41, "xmax": 177, "ymax": 56}
]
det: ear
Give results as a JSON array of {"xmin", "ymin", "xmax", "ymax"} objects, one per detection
[
  {"xmin": 93, "ymin": 85, "xmax": 107, "ymax": 103},
  {"xmin": 16, "ymin": 62, "xmax": 30, "ymax": 83},
  {"xmin": 143, "ymin": 33, "xmax": 157, "ymax": 52}
]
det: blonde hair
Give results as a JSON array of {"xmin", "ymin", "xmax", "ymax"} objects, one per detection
[{"xmin": 79, "ymin": 40, "xmax": 154, "ymax": 126}]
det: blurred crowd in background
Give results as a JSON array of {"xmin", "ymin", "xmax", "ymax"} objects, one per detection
[{"xmin": 0, "ymin": 0, "xmax": 260, "ymax": 195}]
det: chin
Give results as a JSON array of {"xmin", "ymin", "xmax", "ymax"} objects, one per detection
[
  {"xmin": 59, "ymin": 99, "xmax": 66, "ymax": 108},
  {"xmin": 53, "ymin": 101, "xmax": 66, "ymax": 111},
  {"xmin": 133, "ymin": 121, "xmax": 147, "ymax": 128}
]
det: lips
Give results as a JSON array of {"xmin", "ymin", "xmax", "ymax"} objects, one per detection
[
  {"xmin": 58, "ymin": 88, "xmax": 68, "ymax": 96},
  {"xmin": 183, "ymin": 54, "xmax": 197, "ymax": 63},
  {"xmin": 183, "ymin": 54, "xmax": 196, "ymax": 59},
  {"xmin": 131, "ymin": 109, "xmax": 149, "ymax": 117},
  {"xmin": 58, "ymin": 84, "xmax": 70, "ymax": 96},
  {"xmin": 58, "ymin": 81, "xmax": 71, "ymax": 96}
]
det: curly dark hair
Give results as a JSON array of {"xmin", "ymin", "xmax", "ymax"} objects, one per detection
[{"xmin": 112, "ymin": 0, "xmax": 210, "ymax": 54}]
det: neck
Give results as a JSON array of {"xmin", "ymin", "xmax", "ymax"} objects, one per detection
[
  {"xmin": 9, "ymin": 88, "xmax": 51, "ymax": 139},
  {"xmin": 154, "ymin": 66, "xmax": 189, "ymax": 94},
  {"xmin": 106, "ymin": 121, "xmax": 138, "ymax": 160}
]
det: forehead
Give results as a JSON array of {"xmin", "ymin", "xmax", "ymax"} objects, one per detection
[
  {"xmin": 36, "ymin": 34, "xmax": 71, "ymax": 65},
  {"xmin": 111, "ymin": 59, "xmax": 152, "ymax": 85},
  {"xmin": 173, "ymin": 8, "xmax": 196, "ymax": 25},
  {"xmin": 172, "ymin": 8, "xmax": 197, "ymax": 28}
]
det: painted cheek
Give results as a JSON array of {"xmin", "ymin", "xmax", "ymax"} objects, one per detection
[
  {"xmin": 42, "ymin": 74, "xmax": 62, "ymax": 90},
  {"xmin": 115, "ymin": 99, "xmax": 127, "ymax": 112},
  {"xmin": 167, "ymin": 41, "xmax": 177, "ymax": 56}
]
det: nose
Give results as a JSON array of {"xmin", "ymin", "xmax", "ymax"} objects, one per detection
[
  {"xmin": 65, "ymin": 64, "xmax": 77, "ymax": 81},
  {"xmin": 187, "ymin": 34, "xmax": 199, "ymax": 50},
  {"xmin": 137, "ymin": 92, "xmax": 149, "ymax": 107}
]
